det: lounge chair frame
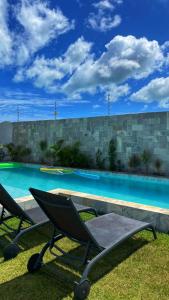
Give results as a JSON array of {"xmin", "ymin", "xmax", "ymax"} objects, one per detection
[
  {"xmin": 0, "ymin": 206, "xmax": 27, "ymax": 234},
  {"xmin": 28, "ymin": 188, "xmax": 157, "ymax": 300},
  {"xmin": 0, "ymin": 184, "xmax": 97, "ymax": 260}
]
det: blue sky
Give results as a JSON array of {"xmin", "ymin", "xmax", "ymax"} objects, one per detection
[{"xmin": 0, "ymin": 0, "xmax": 169, "ymax": 121}]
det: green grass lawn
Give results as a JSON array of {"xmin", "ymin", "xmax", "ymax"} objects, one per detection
[{"xmin": 0, "ymin": 214, "xmax": 169, "ymax": 300}]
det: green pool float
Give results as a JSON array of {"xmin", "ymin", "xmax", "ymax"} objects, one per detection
[
  {"xmin": 0, "ymin": 162, "xmax": 23, "ymax": 169},
  {"xmin": 40, "ymin": 167, "xmax": 75, "ymax": 175}
]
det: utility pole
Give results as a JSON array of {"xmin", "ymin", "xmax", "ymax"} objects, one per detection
[
  {"xmin": 107, "ymin": 93, "xmax": 111, "ymax": 116},
  {"xmin": 54, "ymin": 101, "xmax": 58, "ymax": 120},
  {"xmin": 17, "ymin": 105, "xmax": 20, "ymax": 122}
]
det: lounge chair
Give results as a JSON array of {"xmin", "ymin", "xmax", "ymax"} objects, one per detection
[
  {"xmin": 0, "ymin": 184, "xmax": 97, "ymax": 260},
  {"xmin": 28, "ymin": 188, "xmax": 157, "ymax": 300}
]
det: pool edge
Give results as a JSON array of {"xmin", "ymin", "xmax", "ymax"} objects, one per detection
[{"xmin": 15, "ymin": 188, "xmax": 169, "ymax": 233}]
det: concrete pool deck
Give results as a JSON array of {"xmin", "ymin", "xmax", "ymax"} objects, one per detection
[{"xmin": 15, "ymin": 188, "xmax": 169, "ymax": 233}]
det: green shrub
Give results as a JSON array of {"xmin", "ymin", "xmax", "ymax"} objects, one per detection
[
  {"xmin": 154, "ymin": 158, "xmax": 163, "ymax": 175},
  {"xmin": 108, "ymin": 138, "xmax": 117, "ymax": 171},
  {"xmin": 39, "ymin": 140, "xmax": 48, "ymax": 152},
  {"xmin": 117, "ymin": 159, "xmax": 124, "ymax": 172},
  {"xmin": 39, "ymin": 140, "xmax": 48, "ymax": 163},
  {"xmin": 141, "ymin": 149, "xmax": 152, "ymax": 173},
  {"xmin": 49, "ymin": 140, "xmax": 90, "ymax": 168},
  {"xmin": 129, "ymin": 154, "xmax": 141, "ymax": 172},
  {"xmin": 57, "ymin": 141, "xmax": 90, "ymax": 168},
  {"xmin": 49, "ymin": 139, "xmax": 64, "ymax": 165},
  {"xmin": 96, "ymin": 149, "xmax": 105, "ymax": 169},
  {"xmin": 5, "ymin": 143, "xmax": 31, "ymax": 162}
]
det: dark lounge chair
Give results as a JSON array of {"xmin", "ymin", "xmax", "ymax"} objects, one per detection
[
  {"xmin": 0, "ymin": 184, "xmax": 97, "ymax": 260},
  {"xmin": 28, "ymin": 188, "xmax": 157, "ymax": 300}
]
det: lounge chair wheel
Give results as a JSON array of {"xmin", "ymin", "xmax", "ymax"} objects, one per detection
[
  {"xmin": 4, "ymin": 243, "xmax": 20, "ymax": 260},
  {"xmin": 74, "ymin": 280, "xmax": 91, "ymax": 300},
  {"xmin": 27, "ymin": 253, "xmax": 42, "ymax": 273}
]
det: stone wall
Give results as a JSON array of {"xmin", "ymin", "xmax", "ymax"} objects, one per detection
[
  {"xmin": 0, "ymin": 122, "xmax": 13, "ymax": 144},
  {"xmin": 8, "ymin": 111, "xmax": 169, "ymax": 173}
]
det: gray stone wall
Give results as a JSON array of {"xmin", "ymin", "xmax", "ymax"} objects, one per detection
[
  {"xmin": 8, "ymin": 111, "xmax": 169, "ymax": 173},
  {"xmin": 0, "ymin": 112, "xmax": 168, "ymax": 171},
  {"xmin": 0, "ymin": 122, "xmax": 13, "ymax": 144}
]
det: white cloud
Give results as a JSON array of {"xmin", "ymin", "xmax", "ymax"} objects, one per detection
[
  {"xmin": 15, "ymin": 34, "xmax": 166, "ymax": 108},
  {"xmin": 94, "ymin": 0, "xmax": 123, "ymax": 10},
  {"xmin": 0, "ymin": 0, "xmax": 75, "ymax": 67},
  {"xmin": 15, "ymin": 0, "xmax": 74, "ymax": 65},
  {"xmin": 161, "ymin": 41, "xmax": 169, "ymax": 52},
  {"xmin": 88, "ymin": 12, "xmax": 121, "ymax": 32},
  {"xmin": 16, "ymin": 34, "xmax": 166, "ymax": 106},
  {"xmin": 115, "ymin": 0, "xmax": 123, "ymax": 3},
  {"xmin": 161, "ymin": 40, "xmax": 169, "ymax": 67},
  {"xmin": 0, "ymin": 0, "xmax": 13, "ymax": 67},
  {"xmin": 105, "ymin": 83, "xmax": 130, "ymax": 102},
  {"xmin": 88, "ymin": 0, "xmax": 122, "ymax": 32},
  {"xmin": 131, "ymin": 77, "xmax": 169, "ymax": 108},
  {"xmin": 93, "ymin": 104, "xmax": 101, "ymax": 109},
  {"xmin": 93, "ymin": 0, "xmax": 115, "ymax": 11},
  {"xmin": 0, "ymin": 89, "xmax": 90, "ymax": 112},
  {"xmin": 14, "ymin": 37, "xmax": 93, "ymax": 91},
  {"xmin": 165, "ymin": 54, "xmax": 169, "ymax": 66},
  {"xmin": 64, "ymin": 35, "xmax": 164, "ymax": 95}
]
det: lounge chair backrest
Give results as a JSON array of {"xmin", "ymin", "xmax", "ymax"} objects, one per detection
[
  {"xmin": 30, "ymin": 188, "xmax": 96, "ymax": 244},
  {"xmin": 0, "ymin": 184, "xmax": 31, "ymax": 221}
]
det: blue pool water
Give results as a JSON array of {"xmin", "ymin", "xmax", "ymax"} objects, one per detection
[{"xmin": 1, "ymin": 165, "xmax": 169, "ymax": 209}]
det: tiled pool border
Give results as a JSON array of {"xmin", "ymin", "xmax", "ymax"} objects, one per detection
[{"xmin": 15, "ymin": 188, "xmax": 169, "ymax": 233}]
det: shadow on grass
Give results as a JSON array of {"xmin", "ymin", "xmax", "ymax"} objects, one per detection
[
  {"xmin": 0, "ymin": 211, "xmax": 93, "ymax": 260},
  {"xmin": 0, "ymin": 212, "xmax": 93, "ymax": 261},
  {"xmin": 0, "ymin": 222, "xmax": 54, "ymax": 260},
  {"xmin": 0, "ymin": 236, "xmax": 150, "ymax": 300}
]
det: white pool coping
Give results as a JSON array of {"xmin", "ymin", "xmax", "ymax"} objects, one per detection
[{"xmin": 15, "ymin": 188, "xmax": 169, "ymax": 233}]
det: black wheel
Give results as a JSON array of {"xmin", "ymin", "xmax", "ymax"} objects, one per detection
[
  {"xmin": 4, "ymin": 243, "xmax": 20, "ymax": 260},
  {"xmin": 74, "ymin": 280, "xmax": 91, "ymax": 300},
  {"xmin": 27, "ymin": 253, "xmax": 42, "ymax": 273}
]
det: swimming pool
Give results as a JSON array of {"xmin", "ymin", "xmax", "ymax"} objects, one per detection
[{"xmin": 1, "ymin": 164, "xmax": 169, "ymax": 209}]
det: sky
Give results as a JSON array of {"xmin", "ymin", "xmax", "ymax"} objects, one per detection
[{"xmin": 0, "ymin": 0, "xmax": 169, "ymax": 121}]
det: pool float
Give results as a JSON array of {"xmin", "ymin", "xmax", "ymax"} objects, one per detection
[
  {"xmin": 74, "ymin": 170, "xmax": 100, "ymax": 180},
  {"xmin": 0, "ymin": 162, "xmax": 22, "ymax": 169},
  {"xmin": 40, "ymin": 167, "xmax": 74, "ymax": 175}
]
